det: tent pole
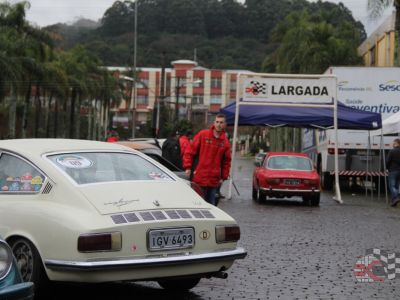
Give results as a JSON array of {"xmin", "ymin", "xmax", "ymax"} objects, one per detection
[
  {"xmin": 333, "ymin": 95, "xmax": 343, "ymax": 203},
  {"xmin": 381, "ymin": 130, "xmax": 388, "ymax": 205},
  {"xmin": 378, "ymin": 131, "xmax": 382, "ymax": 201},
  {"xmin": 228, "ymin": 77, "xmax": 241, "ymax": 200}
]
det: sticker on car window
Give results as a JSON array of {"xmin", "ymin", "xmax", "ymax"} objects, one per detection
[
  {"xmin": 148, "ymin": 172, "xmax": 171, "ymax": 180},
  {"xmin": 56, "ymin": 155, "xmax": 93, "ymax": 169}
]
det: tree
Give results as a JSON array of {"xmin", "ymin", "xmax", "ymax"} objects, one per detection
[
  {"xmin": 368, "ymin": 0, "xmax": 400, "ymax": 65},
  {"xmin": 262, "ymin": 9, "xmax": 363, "ymax": 74}
]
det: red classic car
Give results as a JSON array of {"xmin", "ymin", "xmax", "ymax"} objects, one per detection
[{"xmin": 252, "ymin": 152, "xmax": 320, "ymax": 206}]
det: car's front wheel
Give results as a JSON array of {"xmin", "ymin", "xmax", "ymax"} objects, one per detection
[
  {"xmin": 158, "ymin": 277, "xmax": 201, "ymax": 291},
  {"xmin": 9, "ymin": 237, "xmax": 48, "ymax": 288}
]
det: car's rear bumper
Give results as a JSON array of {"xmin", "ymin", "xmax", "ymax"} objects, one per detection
[
  {"xmin": 260, "ymin": 187, "xmax": 320, "ymax": 197},
  {"xmin": 261, "ymin": 188, "xmax": 320, "ymax": 193},
  {"xmin": 44, "ymin": 247, "xmax": 247, "ymax": 271},
  {"xmin": 0, "ymin": 282, "xmax": 34, "ymax": 300}
]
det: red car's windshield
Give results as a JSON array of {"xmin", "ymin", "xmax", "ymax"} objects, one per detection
[{"xmin": 267, "ymin": 156, "xmax": 312, "ymax": 171}]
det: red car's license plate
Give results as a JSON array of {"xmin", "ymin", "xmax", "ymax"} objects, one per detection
[{"xmin": 284, "ymin": 179, "xmax": 300, "ymax": 185}]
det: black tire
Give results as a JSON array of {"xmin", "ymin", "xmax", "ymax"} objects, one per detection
[
  {"xmin": 303, "ymin": 194, "xmax": 320, "ymax": 206},
  {"xmin": 310, "ymin": 193, "xmax": 320, "ymax": 206},
  {"xmin": 257, "ymin": 188, "xmax": 266, "ymax": 203},
  {"xmin": 158, "ymin": 277, "xmax": 201, "ymax": 291},
  {"xmin": 252, "ymin": 186, "xmax": 257, "ymax": 200},
  {"xmin": 9, "ymin": 237, "xmax": 48, "ymax": 289},
  {"xmin": 321, "ymin": 172, "xmax": 333, "ymax": 190}
]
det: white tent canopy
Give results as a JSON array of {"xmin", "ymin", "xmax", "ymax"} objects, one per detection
[{"xmin": 371, "ymin": 111, "xmax": 400, "ymax": 136}]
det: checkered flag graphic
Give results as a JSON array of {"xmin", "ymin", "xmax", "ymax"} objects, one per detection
[
  {"xmin": 366, "ymin": 248, "xmax": 400, "ymax": 280},
  {"xmin": 249, "ymin": 81, "xmax": 267, "ymax": 95}
]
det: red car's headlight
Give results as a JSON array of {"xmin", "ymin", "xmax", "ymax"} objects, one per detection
[
  {"xmin": 78, "ymin": 232, "xmax": 122, "ymax": 252},
  {"xmin": 215, "ymin": 225, "xmax": 241, "ymax": 243}
]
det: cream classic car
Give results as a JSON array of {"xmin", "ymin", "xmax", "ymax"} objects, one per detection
[{"xmin": 0, "ymin": 139, "xmax": 246, "ymax": 291}]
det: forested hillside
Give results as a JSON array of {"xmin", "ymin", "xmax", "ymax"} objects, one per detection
[{"xmin": 46, "ymin": 0, "xmax": 366, "ymax": 72}]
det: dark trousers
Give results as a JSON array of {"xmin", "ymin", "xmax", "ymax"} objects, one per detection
[
  {"xmin": 388, "ymin": 170, "xmax": 400, "ymax": 202},
  {"xmin": 201, "ymin": 186, "xmax": 218, "ymax": 206}
]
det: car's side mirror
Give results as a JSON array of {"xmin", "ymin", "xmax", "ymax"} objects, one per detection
[{"xmin": 254, "ymin": 161, "xmax": 261, "ymax": 167}]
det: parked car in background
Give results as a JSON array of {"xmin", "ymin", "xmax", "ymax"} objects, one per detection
[
  {"xmin": 0, "ymin": 139, "xmax": 246, "ymax": 292},
  {"xmin": 116, "ymin": 141, "xmax": 188, "ymax": 180},
  {"xmin": 0, "ymin": 237, "xmax": 34, "ymax": 300},
  {"xmin": 128, "ymin": 138, "xmax": 166, "ymax": 149},
  {"xmin": 252, "ymin": 152, "xmax": 320, "ymax": 206}
]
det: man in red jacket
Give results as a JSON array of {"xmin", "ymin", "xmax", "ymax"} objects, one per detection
[{"xmin": 183, "ymin": 114, "xmax": 232, "ymax": 206}]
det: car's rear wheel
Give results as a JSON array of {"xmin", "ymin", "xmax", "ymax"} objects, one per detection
[
  {"xmin": 9, "ymin": 237, "xmax": 48, "ymax": 289},
  {"xmin": 303, "ymin": 194, "xmax": 320, "ymax": 206},
  {"xmin": 257, "ymin": 187, "xmax": 266, "ymax": 203},
  {"xmin": 252, "ymin": 186, "xmax": 257, "ymax": 200},
  {"xmin": 158, "ymin": 277, "xmax": 201, "ymax": 291},
  {"xmin": 310, "ymin": 193, "xmax": 320, "ymax": 206}
]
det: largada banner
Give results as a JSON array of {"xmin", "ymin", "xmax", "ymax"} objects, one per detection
[{"xmin": 242, "ymin": 76, "xmax": 336, "ymax": 104}]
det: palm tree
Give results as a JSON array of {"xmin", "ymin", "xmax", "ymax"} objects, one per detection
[{"xmin": 368, "ymin": 0, "xmax": 400, "ymax": 65}]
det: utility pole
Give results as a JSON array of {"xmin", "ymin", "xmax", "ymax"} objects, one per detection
[
  {"xmin": 131, "ymin": 0, "xmax": 138, "ymax": 138},
  {"xmin": 175, "ymin": 77, "xmax": 181, "ymax": 122},
  {"xmin": 156, "ymin": 51, "xmax": 166, "ymax": 137}
]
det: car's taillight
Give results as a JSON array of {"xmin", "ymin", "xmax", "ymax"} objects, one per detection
[
  {"xmin": 267, "ymin": 178, "xmax": 280, "ymax": 185},
  {"xmin": 78, "ymin": 232, "xmax": 122, "ymax": 252},
  {"xmin": 328, "ymin": 148, "xmax": 345, "ymax": 155},
  {"xmin": 215, "ymin": 225, "xmax": 240, "ymax": 243},
  {"xmin": 303, "ymin": 179, "xmax": 318, "ymax": 186}
]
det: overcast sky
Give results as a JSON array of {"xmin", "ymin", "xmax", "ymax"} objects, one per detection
[{"xmin": 19, "ymin": 0, "xmax": 394, "ymax": 36}]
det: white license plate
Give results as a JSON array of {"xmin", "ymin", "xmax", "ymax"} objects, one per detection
[
  {"xmin": 148, "ymin": 227, "xmax": 194, "ymax": 251},
  {"xmin": 284, "ymin": 179, "xmax": 300, "ymax": 185}
]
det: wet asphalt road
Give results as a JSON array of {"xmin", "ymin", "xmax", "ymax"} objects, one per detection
[{"xmin": 40, "ymin": 157, "xmax": 400, "ymax": 300}]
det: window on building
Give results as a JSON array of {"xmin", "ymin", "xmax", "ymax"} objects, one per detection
[
  {"xmin": 210, "ymin": 95, "xmax": 222, "ymax": 104},
  {"xmin": 211, "ymin": 77, "xmax": 222, "ymax": 88},
  {"xmin": 137, "ymin": 95, "xmax": 148, "ymax": 105},
  {"xmin": 193, "ymin": 77, "xmax": 203, "ymax": 87},
  {"xmin": 230, "ymin": 80, "xmax": 237, "ymax": 91},
  {"xmin": 370, "ymin": 46, "xmax": 376, "ymax": 66},
  {"xmin": 176, "ymin": 77, "xmax": 187, "ymax": 87},
  {"xmin": 192, "ymin": 94, "xmax": 204, "ymax": 105},
  {"xmin": 138, "ymin": 78, "xmax": 149, "ymax": 88}
]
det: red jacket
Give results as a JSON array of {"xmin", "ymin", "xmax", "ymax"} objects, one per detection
[
  {"xmin": 183, "ymin": 126, "xmax": 231, "ymax": 187},
  {"xmin": 179, "ymin": 135, "xmax": 190, "ymax": 161}
]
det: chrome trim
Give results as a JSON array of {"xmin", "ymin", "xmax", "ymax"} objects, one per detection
[
  {"xmin": 44, "ymin": 247, "xmax": 247, "ymax": 271},
  {"xmin": 261, "ymin": 188, "xmax": 320, "ymax": 193}
]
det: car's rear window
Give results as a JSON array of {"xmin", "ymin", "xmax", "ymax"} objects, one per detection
[
  {"xmin": 47, "ymin": 152, "xmax": 173, "ymax": 185},
  {"xmin": 267, "ymin": 156, "xmax": 312, "ymax": 171}
]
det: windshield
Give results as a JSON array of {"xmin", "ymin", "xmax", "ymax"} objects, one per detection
[
  {"xmin": 47, "ymin": 152, "xmax": 173, "ymax": 184},
  {"xmin": 267, "ymin": 156, "xmax": 312, "ymax": 171}
]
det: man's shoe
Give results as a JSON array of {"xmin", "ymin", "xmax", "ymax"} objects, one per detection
[{"xmin": 391, "ymin": 198, "xmax": 400, "ymax": 207}]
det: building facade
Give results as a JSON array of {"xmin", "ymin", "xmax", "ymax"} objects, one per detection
[
  {"xmin": 358, "ymin": 12, "xmax": 396, "ymax": 67},
  {"xmin": 109, "ymin": 60, "xmax": 250, "ymax": 134}
]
